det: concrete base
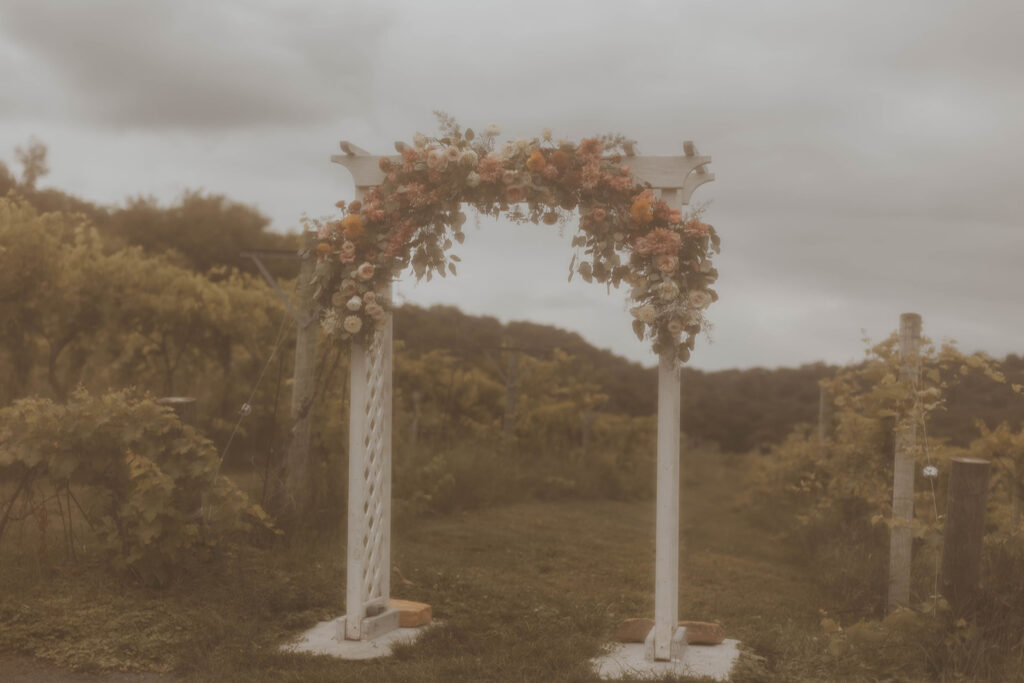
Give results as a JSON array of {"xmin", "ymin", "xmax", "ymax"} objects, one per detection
[
  {"xmin": 591, "ymin": 639, "xmax": 741, "ymax": 681},
  {"xmin": 282, "ymin": 616, "xmax": 433, "ymax": 660}
]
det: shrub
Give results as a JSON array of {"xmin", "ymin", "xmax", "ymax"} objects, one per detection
[{"xmin": 0, "ymin": 388, "xmax": 276, "ymax": 584}]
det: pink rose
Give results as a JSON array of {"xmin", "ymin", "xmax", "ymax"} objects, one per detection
[
  {"xmin": 655, "ymin": 255, "xmax": 679, "ymax": 273},
  {"xmin": 356, "ymin": 262, "xmax": 375, "ymax": 281}
]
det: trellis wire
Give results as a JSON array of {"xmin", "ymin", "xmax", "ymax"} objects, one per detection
[{"xmin": 218, "ymin": 309, "xmax": 295, "ymax": 471}]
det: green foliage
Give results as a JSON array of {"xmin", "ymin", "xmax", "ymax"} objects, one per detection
[
  {"xmin": 0, "ymin": 389, "xmax": 276, "ymax": 584},
  {"xmin": 743, "ymin": 331, "xmax": 1017, "ymax": 615}
]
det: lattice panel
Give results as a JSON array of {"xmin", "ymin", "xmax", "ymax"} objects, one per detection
[{"xmin": 359, "ymin": 327, "xmax": 389, "ymax": 604}]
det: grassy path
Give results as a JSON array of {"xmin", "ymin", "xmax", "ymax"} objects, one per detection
[{"xmin": 0, "ymin": 454, "xmax": 832, "ymax": 681}]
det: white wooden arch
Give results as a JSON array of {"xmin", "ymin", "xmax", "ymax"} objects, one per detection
[{"xmin": 331, "ymin": 138, "xmax": 714, "ymax": 662}]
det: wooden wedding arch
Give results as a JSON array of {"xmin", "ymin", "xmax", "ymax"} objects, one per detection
[{"xmin": 330, "ymin": 135, "xmax": 714, "ymax": 663}]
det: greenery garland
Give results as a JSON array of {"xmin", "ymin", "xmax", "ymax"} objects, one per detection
[{"xmin": 311, "ymin": 114, "xmax": 719, "ymax": 362}]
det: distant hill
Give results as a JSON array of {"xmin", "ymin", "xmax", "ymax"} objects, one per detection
[{"xmin": 395, "ymin": 304, "xmax": 1024, "ymax": 453}]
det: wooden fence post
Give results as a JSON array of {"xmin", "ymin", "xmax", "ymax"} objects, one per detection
[
  {"xmin": 888, "ymin": 312, "xmax": 921, "ymax": 613},
  {"xmin": 941, "ymin": 457, "xmax": 990, "ymax": 613}
]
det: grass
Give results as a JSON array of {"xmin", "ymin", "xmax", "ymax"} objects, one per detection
[{"xmin": 0, "ymin": 451, "xmax": 982, "ymax": 682}]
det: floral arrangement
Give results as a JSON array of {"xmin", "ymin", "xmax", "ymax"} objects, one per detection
[{"xmin": 311, "ymin": 113, "xmax": 719, "ymax": 362}]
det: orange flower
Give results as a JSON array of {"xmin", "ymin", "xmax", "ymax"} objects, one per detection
[
  {"xmin": 526, "ymin": 149, "xmax": 547, "ymax": 172},
  {"xmin": 551, "ymin": 150, "xmax": 570, "ymax": 170},
  {"xmin": 316, "ymin": 242, "xmax": 332, "ymax": 256},
  {"xmin": 348, "ymin": 200, "xmax": 362, "ymax": 213},
  {"xmin": 630, "ymin": 191, "xmax": 654, "ymax": 225},
  {"xmin": 340, "ymin": 214, "xmax": 365, "ymax": 239},
  {"xmin": 542, "ymin": 212, "xmax": 559, "ymax": 225},
  {"xmin": 506, "ymin": 185, "xmax": 526, "ymax": 203}
]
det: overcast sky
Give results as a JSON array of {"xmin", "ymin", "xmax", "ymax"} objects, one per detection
[{"xmin": 1, "ymin": 0, "xmax": 1021, "ymax": 371}]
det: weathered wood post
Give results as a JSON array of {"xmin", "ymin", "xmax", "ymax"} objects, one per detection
[
  {"xmin": 284, "ymin": 230, "xmax": 319, "ymax": 518},
  {"xmin": 941, "ymin": 457, "xmax": 991, "ymax": 613},
  {"xmin": 888, "ymin": 312, "xmax": 921, "ymax": 613}
]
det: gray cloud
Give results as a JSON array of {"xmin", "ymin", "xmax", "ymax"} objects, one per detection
[{"xmin": 0, "ymin": 0, "xmax": 390, "ymax": 129}]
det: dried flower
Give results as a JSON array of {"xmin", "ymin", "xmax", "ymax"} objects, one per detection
[
  {"xmin": 526, "ymin": 149, "xmax": 547, "ymax": 172},
  {"xmin": 338, "ymin": 279, "xmax": 357, "ymax": 297},
  {"xmin": 630, "ymin": 304, "xmax": 657, "ymax": 324},
  {"xmin": 465, "ymin": 171, "xmax": 481, "ymax": 188},
  {"xmin": 485, "ymin": 123, "xmax": 501, "ymax": 137},
  {"xmin": 356, "ymin": 262, "xmax": 375, "ymax": 281},
  {"xmin": 331, "ymin": 292, "xmax": 345, "ymax": 307},
  {"xmin": 343, "ymin": 315, "xmax": 363, "ymax": 334},
  {"xmin": 630, "ymin": 190, "xmax": 655, "ymax": 226},
  {"xmin": 363, "ymin": 291, "xmax": 376, "ymax": 305},
  {"xmin": 460, "ymin": 149, "xmax": 478, "ymax": 167},
  {"xmin": 634, "ymin": 227, "xmax": 681, "ymax": 256},
  {"xmin": 365, "ymin": 303, "xmax": 384, "ymax": 319},
  {"xmin": 542, "ymin": 127, "xmax": 553, "ymax": 141},
  {"xmin": 551, "ymin": 150, "xmax": 570, "ymax": 170},
  {"xmin": 413, "ymin": 132, "xmax": 427, "ymax": 149},
  {"xmin": 688, "ymin": 290, "xmax": 713, "ymax": 310},
  {"xmin": 321, "ymin": 308, "xmax": 342, "ymax": 335},
  {"xmin": 655, "ymin": 254, "xmax": 679, "ymax": 273},
  {"xmin": 656, "ymin": 280, "xmax": 680, "ymax": 301},
  {"xmin": 427, "ymin": 149, "xmax": 448, "ymax": 171},
  {"xmin": 316, "ymin": 242, "xmax": 332, "ymax": 257},
  {"xmin": 341, "ymin": 215, "xmax": 365, "ymax": 239}
]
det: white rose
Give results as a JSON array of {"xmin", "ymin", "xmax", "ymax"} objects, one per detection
[
  {"xmin": 630, "ymin": 304, "xmax": 657, "ymax": 325},
  {"xmin": 656, "ymin": 281, "xmax": 680, "ymax": 302},
  {"xmin": 343, "ymin": 315, "xmax": 363, "ymax": 334},
  {"xmin": 346, "ymin": 296, "xmax": 362, "ymax": 311}
]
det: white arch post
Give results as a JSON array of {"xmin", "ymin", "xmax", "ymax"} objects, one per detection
[{"xmin": 331, "ymin": 140, "xmax": 713, "ymax": 657}]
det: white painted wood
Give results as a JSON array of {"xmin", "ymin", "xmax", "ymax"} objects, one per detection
[
  {"xmin": 343, "ymin": 181, "xmax": 398, "ymax": 642},
  {"xmin": 345, "ymin": 336, "xmax": 368, "ymax": 640},
  {"xmin": 887, "ymin": 312, "xmax": 921, "ymax": 612},
  {"xmin": 651, "ymin": 186, "xmax": 685, "ymax": 661}
]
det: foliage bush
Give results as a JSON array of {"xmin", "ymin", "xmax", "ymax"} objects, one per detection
[{"xmin": 0, "ymin": 389, "xmax": 276, "ymax": 584}]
